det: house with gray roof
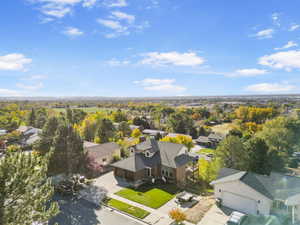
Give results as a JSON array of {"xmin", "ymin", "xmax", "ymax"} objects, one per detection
[
  {"xmin": 211, "ymin": 168, "xmax": 300, "ymax": 223},
  {"xmin": 111, "ymin": 138, "xmax": 193, "ymax": 187},
  {"xmin": 84, "ymin": 141, "xmax": 121, "ymax": 167},
  {"xmin": 195, "ymin": 132, "xmax": 224, "ymax": 148}
]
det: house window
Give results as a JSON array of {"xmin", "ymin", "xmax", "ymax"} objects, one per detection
[
  {"xmin": 147, "ymin": 168, "xmax": 152, "ymax": 177},
  {"xmin": 219, "ymin": 189, "xmax": 221, "ymax": 193},
  {"xmin": 102, "ymin": 158, "xmax": 107, "ymax": 162},
  {"xmin": 258, "ymin": 200, "xmax": 261, "ymax": 204},
  {"xmin": 257, "ymin": 210, "xmax": 260, "ymax": 215},
  {"xmin": 169, "ymin": 172, "xmax": 173, "ymax": 177}
]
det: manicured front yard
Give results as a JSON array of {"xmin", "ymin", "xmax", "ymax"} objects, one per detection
[
  {"xmin": 105, "ymin": 198, "xmax": 150, "ymax": 219},
  {"xmin": 115, "ymin": 184, "xmax": 179, "ymax": 209}
]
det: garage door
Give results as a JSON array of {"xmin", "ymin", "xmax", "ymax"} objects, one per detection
[{"xmin": 222, "ymin": 191, "xmax": 257, "ymax": 214}]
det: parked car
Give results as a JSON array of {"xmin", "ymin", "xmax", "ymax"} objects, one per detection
[{"xmin": 226, "ymin": 211, "xmax": 247, "ymax": 225}]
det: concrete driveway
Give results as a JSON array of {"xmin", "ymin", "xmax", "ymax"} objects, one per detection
[
  {"xmin": 93, "ymin": 171, "xmax": 129, "ymax": 193},
  {"xmin": 198, "ymin": 205, "xmax": 230, "ymax": 225}
]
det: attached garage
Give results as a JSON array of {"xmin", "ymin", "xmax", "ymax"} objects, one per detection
[{"xmin": 222, "ymin": 191, "xmax": 258, "ymax": 214}]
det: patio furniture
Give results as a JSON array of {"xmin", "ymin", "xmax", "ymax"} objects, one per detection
[{"xmin": 177, "ymin": 191, "xmax": 194, "ymax": 203}]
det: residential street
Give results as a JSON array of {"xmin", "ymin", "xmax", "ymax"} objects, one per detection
[{"xmin": 50, "ymin": 195, "xmax": 147, "ymax": 225}]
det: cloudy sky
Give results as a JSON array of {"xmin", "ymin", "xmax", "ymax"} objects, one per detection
[{"xmin": 1, "ymin": 0, "xmax": 300, "ymax": 97}]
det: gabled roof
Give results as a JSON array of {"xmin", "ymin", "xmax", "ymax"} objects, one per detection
[
  {"xmin": 112, "ymin": 140, "xmax": 191, "ymax": 172},
  {"xmin": 196, "ymin": 136, "xmax": 212, "ymax": 143},
  {"xmin": 17, "ymin": 125, "xmax": 32, "ymax": 133},
  {"xmin": 142, "ymin": 129, "xmax": 166, "ymax": 135},
  {"xmin": 84, "ymin": 142, "xmax": 120, "ymax": 163},
  {"xmin": 211, "ymin": 168, "xmax": 300, "ymax": 201}
]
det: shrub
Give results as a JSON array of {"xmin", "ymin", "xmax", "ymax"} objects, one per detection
[{"xmin": 169, "ymin": 208, "xmax": 186, "ymax": 224}]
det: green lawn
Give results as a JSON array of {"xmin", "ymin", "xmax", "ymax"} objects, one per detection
[
  {"xmin": 197, "ymin": 148, "xmax": 215, "ymax": 155},
  {"xmin": 115, "ymin": 184, "xmax": 179, "ymax": 209},
  {"xmin": 105, "ymin": 198, "xmax": 150, "ymax": 219},
  {"xmin": 210, "ymin": 123, "xmax": 234, "ymax": 135}
]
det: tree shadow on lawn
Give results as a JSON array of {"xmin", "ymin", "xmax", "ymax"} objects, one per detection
[
  {"xmin": 49, "ymin": 195, "xmax": 100, "ymax": 225},
  {"xmin": 134, "ymin": 182, "xmax": 180, "ymax": 195}
]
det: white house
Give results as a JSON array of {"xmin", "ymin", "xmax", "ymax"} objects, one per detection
[{"xmin": 211, "ymin": 168, "xmax": 300, "ymax": 224}]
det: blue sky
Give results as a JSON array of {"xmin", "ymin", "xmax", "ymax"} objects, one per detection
[{"xmin": 1, "ymin": 0, "xmax": 300, "ymax": 97}]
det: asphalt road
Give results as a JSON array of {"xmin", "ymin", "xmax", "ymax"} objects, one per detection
[{"xmin": 50, "ymin": 195, "xmax": 146, "ymax": 225}]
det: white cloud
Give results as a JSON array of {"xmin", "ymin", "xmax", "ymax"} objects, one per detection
[
  {"xmin": 111, "ymin": 11, "xmax": 135, "ymax": 24},
  {"xmin": 63, "ymin": 27, "xmax": 84, "ymax": 37},
  {"xmin": 0, "ymin": 53, "xmax": 32, "ymax": 71},
  {"xmin": 254, "ymin": 28, "xmax": 274, "ymax": 39},
  {"xmin": 105, "ymin": 59, "xmax": 130, "ymax": 66},
  {"xmin": 0, "ymin": 89, "xmax": 22, "ymax": 96},
  {"xmin": 140, "ymin": 51, "xmax": 205, "ymax": 66},
  {"xmin": 259, "ymin": 50, "xmax": 300, "ymax": 71},
  {"xmin": 97, "ymin": 19, "xmax": 128, "ymax": 33},
  {"xmin": 35, "ymin": 0, "xmax": 82, "ymax": 3},
  {"xmin": 16, "ymin": 82, "xmax": 44, "ymax": 91},
  {"xmin": 289, "ymin": 24, "xmax": 300, "ymax": 31},
  {"xmin": 245, "ymin": 82, "xmax": 296, "ymax": 93},
  {"xmin": 82, "ymin": 0, "xmax": 97, "ymax": 7},
  {"xmin": 134, "ymin": 78, "xmax": 186, "ymax": 93},
  {"xmin": 41, "ymin": 5, "xmax": 72, "ymax": 18},
  {"xmin": 234, "ymin": 68, "xmax": 268, "ymax": 77},
  {"xmin": 23, "ymin": 75, "xmax": 48, "ymax": 80},
  {"xmin": 29, "ymin": 0, "xmax": 82, "ymax": 18},
  {"xmin": 103, "ymin": 0, "xmax": 127, "ymax": 7},
  {"xmin": 271, "ymin": 12, "xmax": 280, "ymax": 27},
  {"xmin": 274, "ymin": 41, "xmax": 298, "ymax": 50}
]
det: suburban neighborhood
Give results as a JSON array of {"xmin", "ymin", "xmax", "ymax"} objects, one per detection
[
  {"xmin": 2, "ymin": 0, "xmax": 300, "ymax": 225},
  {"xmin": 2, "ymin": 97, "xmax": 300, "ymax": 225}
]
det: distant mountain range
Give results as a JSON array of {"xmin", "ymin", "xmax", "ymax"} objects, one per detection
[{"xmin": 0, "ymin": 94, "xmax": 300, "ymax": 102}]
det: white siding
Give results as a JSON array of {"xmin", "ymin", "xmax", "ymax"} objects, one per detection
[{"xmin": 214, "ymin": 180, "xmax": 272, "ymax": 215}]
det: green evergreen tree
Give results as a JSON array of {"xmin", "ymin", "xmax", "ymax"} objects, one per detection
[
  {"xmin": 96, "ymin": 118, "xmax": 115, "ymax": 143},
  {"xmin": 66, "ymin": 108, "xmax": 73, "ymax": 124},
  {"xmin": 0, "ymin": 152, "xmax": 59, "ymax": 225},
  {"xmin": 49, "ymin": 123, "xmax": 85, "ymax": 176},
  {"xmin": 244, "ymin": 137, "xmax": 269, "ymax": 175},
  {"xmin": 34, "ymin": 117, "xmax": 60, "ymax": 155},
  {"xmin": 216, "ymin": 135, "xmax": 248, "ymax": 170},
  {"xmin": 27, "ymin": 108, "xmax": 36, "ymax": 127},
  {"xmin": 118, "ymin": 121, "xmax": 131, "ymax": 137}
]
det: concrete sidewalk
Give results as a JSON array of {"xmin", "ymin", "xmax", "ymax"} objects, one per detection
[{"xmin": 197, "ymin": 205, "xmax": 229, "ymax": 225}]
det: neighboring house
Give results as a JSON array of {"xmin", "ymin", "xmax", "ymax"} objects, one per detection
[
  {"xmin": 211, "ymin": 168, "xmax": 300, "ymax": 224},
  {"xmin": 111, "ymin": 138, "xmax": 194, "ymax": 187},
  {"xmin": 142, "ymin": 129, "xmax": 167, "ymax": 137},
  {"xmin": 17, "ymin": 126, "xmax": 41, "ymax": 147},
  {"xmin": 167, "ymin": 133, "xmax": 192, "ymax": 139},
  {"xmin": 25, "ymin": 133, "xmax": 41, "ymax": 146},
  {"xmin": 0, "ymin": 129, "xmax": 7, "ymax": 136},
  {"xmin": 113, "ymin": 123, "xmax": 143, "ymax": 131},
  {"xmin": 195, "ymin": 133, "xmax": 224, "ymax": 148},
  {"xmin": 16, "ymin": 125, "xmax": 31, "ymax": 133},
  {"xmin": 84, "ymin": 141, "xmax": 121, "ymax": 167}
]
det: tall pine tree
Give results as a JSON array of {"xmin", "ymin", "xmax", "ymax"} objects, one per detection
[
  {"xmin": 49, "ymin": 123, "xmax": 85, "ymax": 176},
  {"xmin": 34, "ymin": 117, "xmax": 60, "ymax": 155},
  {"xmin": 27, "ymin": 108, "xmax": 36, "ymax": 127},
  {"xmin": 0, "ymin": 152, "xmax": 59, "ymax": 225}
]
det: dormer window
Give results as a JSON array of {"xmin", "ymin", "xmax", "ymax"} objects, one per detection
[
  {"xmin": 145, "ymin": 151, "xmax": 151, "ymax": 157},
  {"xmin": 130, "ymin": 147, "xmax": 135, "ymax": 153}
]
